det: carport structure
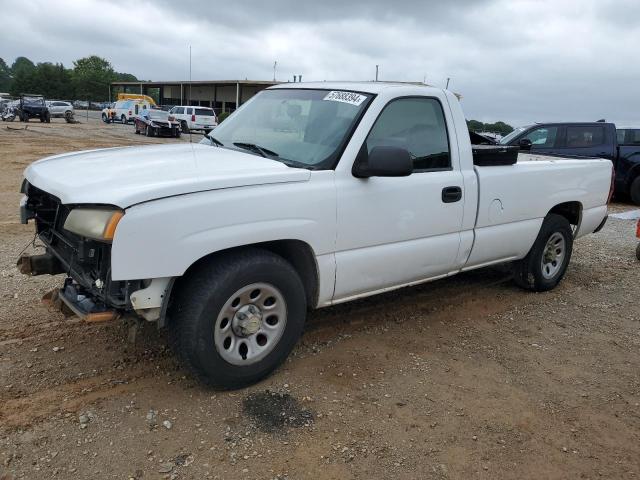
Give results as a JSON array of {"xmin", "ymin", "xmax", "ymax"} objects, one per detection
[{"xmin": 110, "ymin": 80, "xmax": 279, "ymax": 114}]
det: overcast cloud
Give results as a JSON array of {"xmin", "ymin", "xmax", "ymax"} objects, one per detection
[{"xmin": 1, "ymin": 0, "xmax": 639, "ymax": 125}]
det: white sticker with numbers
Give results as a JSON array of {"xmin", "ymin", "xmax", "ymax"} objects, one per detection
[{"xmin": 323, "ymin": 90, "xmax": 367, "ymax": 106}]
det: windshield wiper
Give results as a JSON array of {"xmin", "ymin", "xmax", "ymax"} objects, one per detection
[
  {"xmin": 205, "ymin": 134, "xmax": 224, "ymax": 147},
  {"xmin": 233, "ymin": 142, "xmax": 279, "ymax": 158}
]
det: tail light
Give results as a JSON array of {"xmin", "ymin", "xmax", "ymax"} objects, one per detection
[
  {"xmin": 128, "ymin": 110, "xmax": 132, "ymax": 116},
  {"xmin": 636, "ymin": 219, "xmax": 640, "ymax": 239},
  {"xmin": 607, "ymin": 166, "xmax": 615, "ymax": 204},
  {"xmin": 191, "ymin": 114, "xmax": 196, "ymax": 122}
]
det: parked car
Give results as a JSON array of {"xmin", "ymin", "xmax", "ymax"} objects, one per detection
[
  {"xmin": 17, "ymin": 94, "xmax": 50, "ymax": 123},
  {"xmin": 169, "ymin": 105, "xmax": 217, "ymax": 133},
  {"xmin": 134, "ymin": 108, "xmax": 181, "ymax": 137},
  {"xmin": 18, "ymin": 82, "xmax": 613, "ymax": 388},
  {"xmin": 46, "ymin": 101, "xmax": 74, "ymax": 120},
  {"xmin": 636, "ymin": 219, "xmax": 640, "ymax": 261},
  {"xmin": 501, "ymin": 122, "xmax": 640, "ymax": 204}
]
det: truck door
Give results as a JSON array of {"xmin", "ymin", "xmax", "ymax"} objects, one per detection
[{"xmin": 333, "ymin": 96, "xmax": 464, "ymax": 301}]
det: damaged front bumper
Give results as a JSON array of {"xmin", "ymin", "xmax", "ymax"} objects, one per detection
[{"xmin": 19, "ymin": 183, "xmax": 172, "ymax": 324}]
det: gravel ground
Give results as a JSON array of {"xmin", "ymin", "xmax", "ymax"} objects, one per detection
[{"xmin": 0, "ymin": 120, "xmax": 639, "ymax": 479}]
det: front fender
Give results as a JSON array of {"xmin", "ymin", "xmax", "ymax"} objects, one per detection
[{"xmin": 110, "ymin": 174, "xmax": 336, "ymax": 281}]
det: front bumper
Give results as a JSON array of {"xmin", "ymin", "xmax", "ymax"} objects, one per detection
[{"xmin": 20, "ymin": 183, "xmax": 144, "ymax": 313}]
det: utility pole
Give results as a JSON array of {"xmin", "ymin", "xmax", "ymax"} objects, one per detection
[
  {"xmin": 375, "ymin": 65, "xmax": 379, "ymax": 82},
  {"xmin": 189, "ymin": 45, "xmax": 192, "ymax": 105},
  {"xmin": 273, "ymin": 61, "xmax": 277, "ymax": 81}
]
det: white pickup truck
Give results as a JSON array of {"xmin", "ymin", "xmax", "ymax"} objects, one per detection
[{"xmin": 19, "ymin": 82, "xmax": 613, "ymax": 388}]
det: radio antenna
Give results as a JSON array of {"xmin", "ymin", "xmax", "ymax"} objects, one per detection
[{"xmin": 189, "ymin": 45, "xmax": 192, "ymax": 144}]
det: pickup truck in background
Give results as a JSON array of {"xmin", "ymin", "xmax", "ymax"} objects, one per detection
[
  {"xmin": 18, "ymin": 82, "xmax": 613, "ymax": 388},
  {"xmin": 501, "ymin": 122, "xmax": 640, "ymax": 204}
]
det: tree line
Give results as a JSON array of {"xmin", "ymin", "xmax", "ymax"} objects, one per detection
[
  {"xmin": 467, "ymin": 119, "xmax": 514, "ymax": 136},
  {"xmin": 0, "ymin": 56, "xmax": 138, "ymax": 101}
]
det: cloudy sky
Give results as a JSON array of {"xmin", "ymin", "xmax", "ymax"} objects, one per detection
[{"xmin": 1, "ymin": 0, "xmax": 638, "ymax": 125}]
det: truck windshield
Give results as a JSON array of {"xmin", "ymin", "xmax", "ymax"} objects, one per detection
[
  {"xmin": 201, "ymin": 89, "xmax": 372, "ymax": 169},
  {"xmin": 499, "ymin": 126, "xmax": 529, "ymax": 145}
]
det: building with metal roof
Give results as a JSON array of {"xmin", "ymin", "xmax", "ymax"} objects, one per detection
[{"xmin": 110, "ymin": 80, "xmax": 279, "ymax": 114}]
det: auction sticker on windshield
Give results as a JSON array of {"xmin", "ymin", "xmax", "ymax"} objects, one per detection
[{"xmin": 323, "ymin": 91, "xmax": 367, "ymax": 106}]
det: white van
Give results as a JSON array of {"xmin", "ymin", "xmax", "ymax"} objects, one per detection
[
  {"xmin": 169, "ymin": 106, "xmax": 218, "ymax": 133},
  {"xmin": 102, "ymin": 100, "xmax": 152, "ymax": 124}
]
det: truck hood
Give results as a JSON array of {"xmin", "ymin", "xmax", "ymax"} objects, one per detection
[{"xmin": 24, "ymin": 143, "xmax": 311, "ymax": 208}]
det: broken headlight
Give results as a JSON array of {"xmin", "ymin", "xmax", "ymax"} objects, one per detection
[{"xmin": 63, "ymin": 208, "xmax": 124, "ymax": 241}]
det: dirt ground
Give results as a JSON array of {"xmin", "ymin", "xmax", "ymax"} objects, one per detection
[{"xmin": 0, "ymin": 119, "xmax": 639, "ymax": 480}]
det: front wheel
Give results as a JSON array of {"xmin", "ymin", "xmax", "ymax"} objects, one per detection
[
  {"xmin": 168, "ymin": 249, "xmax": 307, "ymax": 388},
  {"xmin": 145, "ymin": 125, "xmax": 154, "ymax": 137},
  {"xmin": 513, "ymin": 213, "xmax": 573, "ymax": 292}
]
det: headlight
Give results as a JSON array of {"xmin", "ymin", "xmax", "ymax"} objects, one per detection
[{"xmin": 63, "ymin": 208, "xmax": 124, "ymax": 241}]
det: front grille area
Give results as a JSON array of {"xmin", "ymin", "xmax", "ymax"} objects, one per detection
[{"xmin": 25, "ymin": 184, "xmax": 141, "ymax": 310}]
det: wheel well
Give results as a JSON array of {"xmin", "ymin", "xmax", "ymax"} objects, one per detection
[
  {"xmin": 627, "ymin": 163, "xmax": 640, "ymax": 189},
  {"xmin": 549, "ymin": 201, "xmax": 582, "ymax": 228},
  {"xmin": 177, "ymin": 240, "xmax": 319, "ymax": 309}
]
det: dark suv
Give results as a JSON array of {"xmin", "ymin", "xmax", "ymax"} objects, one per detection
[
  {"xmin": 17, "ymin": 94, "xmax": 51, "ymax": 123},
  {"xmin": 501, "ymin": 122, "xmax": 640, "ymax": 204}
]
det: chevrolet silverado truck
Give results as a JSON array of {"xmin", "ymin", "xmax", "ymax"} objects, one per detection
[{"xmin": 18, "ymin": 82, "xmax": 613, "ymax": 388}]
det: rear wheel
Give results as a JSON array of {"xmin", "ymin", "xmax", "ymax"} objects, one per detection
[
  {"xmin": 168, "ymin": 249, "xmax": 307, "ymax": 388},
  {"xmin": 121, "ymin": 115, "xmax": 127, "ymax": 124},
  {"xmin": 45, "ymin": 111, "xmax": 51, "ymax": 123},
  {"xmin": 513, "ymin": 214, "xmax": 573, "ymax": 292},
  {"xmin": 181, "ymin": 121, "xmax": 189, "ymax": 133},
  {"xmin": 630, "ymin": 177, "xmax": 640, "ymax": 205}
]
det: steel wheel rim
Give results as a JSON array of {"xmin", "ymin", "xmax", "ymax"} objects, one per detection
[
  {"xmin": 541, "ymin": 232, "xmax": 566, "ymax": 279},
  {"xmin": 213, "ymin": 282, "xmax": 287, "ymax": 366}
]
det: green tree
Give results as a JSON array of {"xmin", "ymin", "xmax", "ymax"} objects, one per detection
[
  {"xmin": 466, "ymin": 119, "xmax": 484, "ymax": 132},
  {"xmin": 0, "ymin": 58, "xmax": 12, "ymax": 92},
  {"xmin": 115, "ymin": 71, "xmax": 138, "ymax": 82},
  {"xmin": 72, "ymin": 55, "xmax": 115, "ymax": 101},
  {"xmin": 9, "ymin": 57, "xmax": 37, "ymax": 95}
]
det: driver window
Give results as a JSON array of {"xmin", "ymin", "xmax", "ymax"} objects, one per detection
[
  {"xmin": 523, "ymin": 126, "xmax": 558, "ymax": 148},
  {"xmin": 365, "ymin": 97, "xmax": 451, "ymax": 171}
]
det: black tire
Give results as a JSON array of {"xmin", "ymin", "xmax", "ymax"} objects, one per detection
[
  {"xmin": 181, "ymin": 121, "xmax": 189, "ymax": 133},
  {"xmin": 168, "ymin": 248, "xmax": 307, "ymax": 389},
  {"xmin": 134, "ymin": 125, "xmax": 140, "ymax": 134},
  {"xmin": 45, "ymin": 111, "xmax": 51, "ymax": 123},
  {"xmin": 630, "ymin": 177, "xmax": 640, "ymax": 205},
  {"xmin": 101, "ymin": 113, "xmax": 108, "ymax": 123},
  {"xmin": 145, "ymin": 125, "xmax": 154, "ymax": 137},
  {"xmin": 636, "ymin": 243, "xmax": 640, "ymax": 261},
  {"xmin": 39, "ymin": 115, "xmax": 45, "ymax": 123},
  {"xmin": 121, "ymin": 115, "xmax": 127, "ymax": 124},
  {"xmin": 513, "ymin": 213, "xmax": 573, "ymax": 292},
  {"xmin": 175, "ymin": 130, "xmax": 181, "ymax": 138}
]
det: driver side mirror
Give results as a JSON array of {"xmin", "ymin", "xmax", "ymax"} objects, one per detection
[
  {"xmin": 518, "ymin": 138, "xmax": 532, "ymax": 151},
  {"xmin": 353, "ymin": 146, "xmax": 413, "ymax": 178}
]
